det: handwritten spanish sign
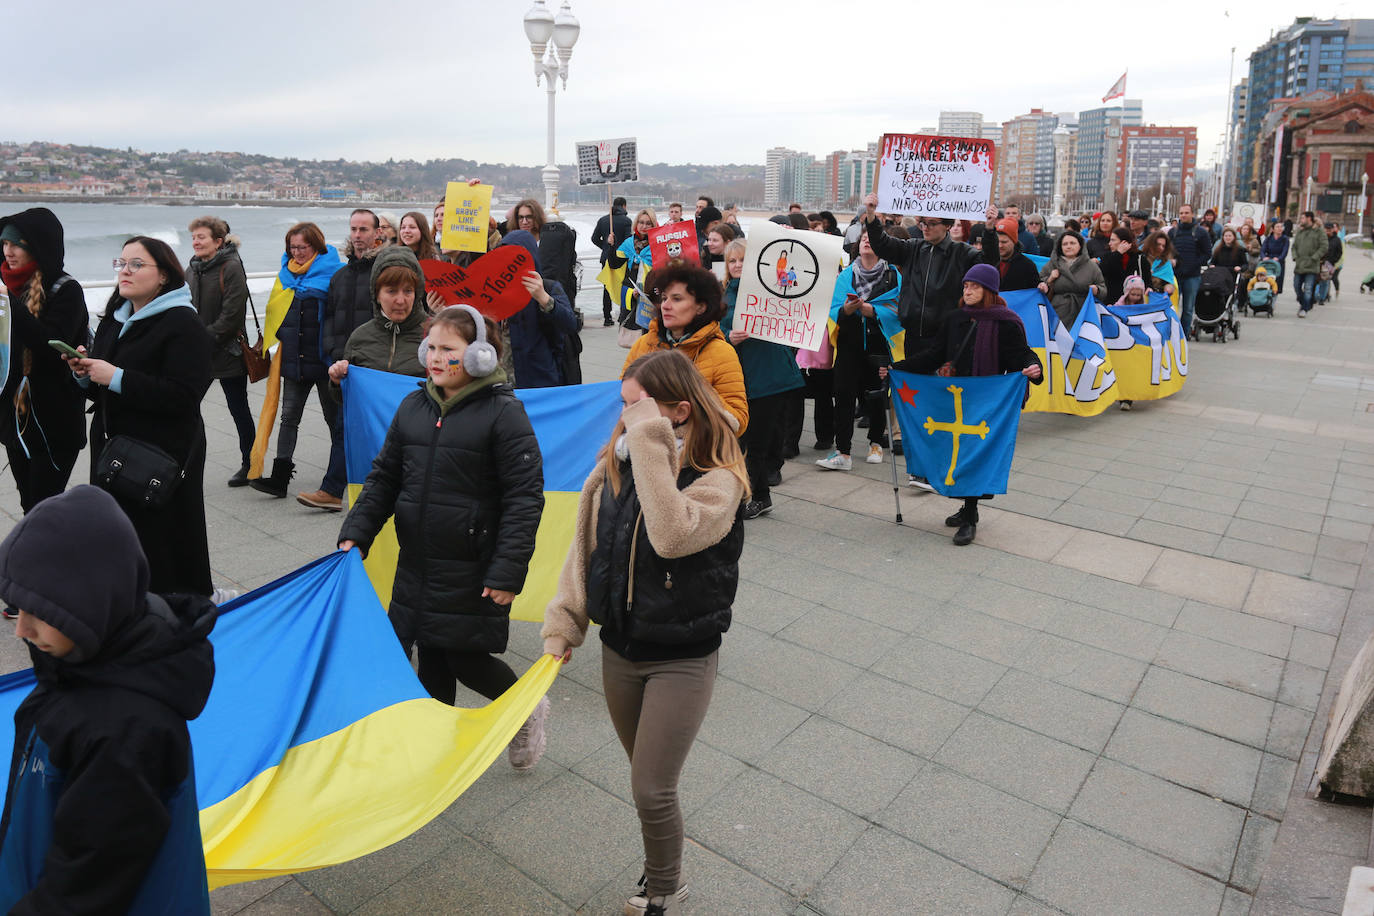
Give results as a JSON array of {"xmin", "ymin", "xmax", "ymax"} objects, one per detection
[
  {"xmin": 575, "ymin": 138, "xmax": 638, "ymax": 185},
  {"xmin": 648, "ymin": 221, "xmax": 700, "ymax": 267},
  {"xmin": 733, "ymin": 220, "xmax": 842, "ymax": 352},
  {"xmin": 876, "ymin": 133, "xmax": 996, "ymax": 220},
  {"xmin": 418, "ymin": 247, "xmax": 531, "ymax": 320},
  {"xmin": 440, "ymin": 182, "xmax": 493, "ymax": 253}
]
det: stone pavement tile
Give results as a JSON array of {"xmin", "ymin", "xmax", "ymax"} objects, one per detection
[
  {"xmin": 1154, "ymin": 630, "xmax": 1286, "ymax": 699},
  {"xmin": 1253, "ymin": 752, "xmax": 1300, "ymax": 823},
  {"xmin": 1222, "ymin": 887, "xmax": 1256, "ymax": 916},
  {"xmin": 1267, "ymin": 702, "xmax": 1317, "ymax": 762},
  {"xmin": 1253, "ymin": 848, "xmax": 1365, "ymax": 916},
  {"xmin": 879, "ymin": 763, "xmax": 1058, "ymax": 888},
  {"xmin": 977, "ymin": 669, "xmax": 1125, "ymax": 754},
  {"xmin": 1119, "ymin": 448, "xmax": 1191, "ymax": 472},
  {"xmin": 1316, "ymin": 533, "xmax": 1368, "ymax": 564},
  {"xmin": 952, "ymin": 577, "xmax": 1063, "ymax": 630},
  {"xmin": 472, "ymin": 772, "xmax": 640, "ymax": 904},
  {"xmin": 1134, "ymin": 665, "xmax": 1274, "ymax": 748},
  {"xmin": 1310, "ymin": 557, "xmax": 1362, "ymax": 589},
  {"xmin": 730, "ymin": 580, "xmax": 833, "ymax": 637},
  {"xmin": 295, "ymin": 816, "xmax": 460, "ymax": 912},
  {"xmin": 1279, "ymin": 659, "xmax": 1328, "ymax": 712},
  {"xmin": 1007, "ymin": 896, "xmax": 1064, "ymax": 915},
  {"xmin": 1069, "ymin": 575, "xmax": 1185, "ymax": 628},
  {"xmin": 573, "ymin": 736, "xmax": 744, "ymax": 819},
  {"xmin": 994, "ymin": 491, "xmax": 1065, "ymax": 520},
  {"xmin": 716, "ymin": 625, "xmax": 862, "ymax": 712},
  {"xmin": 1173, "ymin": 601, "xmax": 1294, "ymax": 657},
  {"xmin": 1323, "ymin": 516, "xmax": 1373, "ymax": 543},
  {"xmin": 1051, "ymin": 528, "xmax": 1162, "ymax": 586},
  {"xmin": 807, "ymin": 825, "xmax": 1016, "ymax": 916},
  {"xmin": 1043, "ymin": 601, "xmax": 1169, "ymax": 663},
  {"xmin": 984, "ymin": 552, "xmax": 1089, "ymax": 598},
  {"xmin": 968, "ymin": 510, "xmax": 1076, "ymax": 562},
  {"xmin": 1104, "ymin": 460, "xmax": 1179, "ymax": 487},
  {"xmin": 351, "ymin": 835, "xmax": 573, "ymax": 916},
  {"xmin": 1027, "ymin": 819, "xmax": 1226, "ymax": 916},
  {"xmin": 1142, "ymin": 547, "xmax": 1255, "ymax": 609},
  {"xmin": 1106, "ymin": 709, "xmax": 1262, "ymax": 806},
  {"xmin": 210, "ymin": 876, "xmax": 291, "ymax": 915},
  {"xmin": 1244, "ymin": 569, "xmax": 1352, "ymax": 634},
  {"xmin": 587, "ymin": 843, "xmax": 797, "ymax": 916},
  {"xmin": 1333, "ymin": 483, "xmax": 1374, "ymax": 505},
  {"xmin": 685, "ymin": 769, "xmax": 867, "ymax": 897},
  {"xmin": 1247, "ymin": 484, "xmax": 1331, "ymax": 515},
  {"xmin": 1215, "ymin": 538, "xmax": 1314, "ymax": 578},
  {"xmin": 1127, "ymin": 518, "xmax": 1223, "ymax": 556},
  {"xmin": 1009, "ymin": 470, "xmax": 1081, "ymax": 501},
  {"xmin": 234, "ymin": 881, "xmax": 333, "ymax": 915},
  {"xmin": 1172, "ymin": 473, "xmax": 1253, "ymax": 500},
  {"xmin": 1290, "ymin": 628, "xmax": 1338, "ymax": 669},
  {"xmin": 1225, "ymin": 517, "xmax": 1322, "ymax": 555},
  {"xmin": 439, "ymin": 756, "xmax": 568, "ymax": 835},
  {"xmin": 1016, "ymin": 632, "xmax": 1148, "ymax": 705},
  {"xmin": 1048, "ymin": 502, "xmax": 1136, "ymax": 536},
  {"xmin": 759, "ymin": 716, "xmax": 923, "ymax": 818},
  {"xmin": 869, "ymin": 635, "xmax": 1007, "ymax": 707},
  {"xmin": 1232, "ymin": 814, "xmax": 1281, "ymax": 894},
  {"xmin": 1081, "ymin": 474, "xmax": 1167, "ymax": 500},
  {"xmin": 933, "ymin": 712, "xmax": 1096, "ymax": 813},
  {"xmin": 1257, "ymin": 414, "xmax": 1319, "ymax": 435},
  {"xmin": 775, "ymin": 606, "xmax": 904, "ymax": 668},
  {"xmin": 1141, "ymin": 500, "xmax": 1233, "ymax": 535},
  {"xmin": 695, "ymin": 677, "xmax": 810, "ymax": 765},
  {"xmin": 921, "ymin": 608, "xmax": 1038, "ymax": 666},
  {"xmin": 1065, "ymin": 484, "xmax": 1156, "ymax": 518},
  {"xmin": 1326, "ymin": 500, "xmax": 1374, "ymax": 526},
  {"xmin": 1156, "ymin": 486, "xmax": 1243, "ymax": 516},
  {"xmin": 819, "ymin": 672, "xmax": 968, "ymax": 758},
  {"xmin": 1070, "ymin": 758, "xmax": 1246, "ymax": 879}
]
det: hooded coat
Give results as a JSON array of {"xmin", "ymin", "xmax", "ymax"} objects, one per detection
[
  {"xmin": 339, "ymin": 246, "xmax": 429, "ymax": 379},
  {"xmin": 0, "ymin": 208, "xmax": 89, "ymax": 460},
  {"xmin": 338, "ymin": 375, "xmax": 544, "ymax": 653},
  {"xmin": 498, "ymin": 231, "xmax": 578, "ymax": 389},
  {"xmin": 185, "ymin": 240, "xmax": 249, "ymax": 379},
  {"xmin": 1039, "ymin": 252, "xmax": 1106, "ymax": 327},
  {"xmin": 322, "ymin": 245, "xmax": 381, "ymax": 364},
  {"xmin": 84, "ymin": 286, "xmax": 213, "ymax": 596},
  {"xmin": 1292, "ymin": 223, "xmax": 1328, "ymax": 274},
  {"xmin": 0, "ymin": 486, "xmax": 216, "ymax": 915}
]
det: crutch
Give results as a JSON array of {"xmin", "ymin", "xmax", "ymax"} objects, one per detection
[{"xmin": 885, "ymin": 380, "xmax": 903, "ymax": 525}]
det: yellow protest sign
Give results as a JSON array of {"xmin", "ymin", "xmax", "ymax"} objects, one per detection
[{"xmin": 441, "ymin": 182, "xmax": 493, "ymax": 253}]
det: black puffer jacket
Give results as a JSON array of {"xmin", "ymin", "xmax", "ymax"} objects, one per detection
[
  {"xmin": 185, "ymin": 242, "xmax": 248, "ymax": 379},
  {"xmin": 338, "ymin": 377, "xmax": 544, "ymax": 653},
  {"xmin": 585, "ymin": 466, "xmax": 742, "ymax": 661},
  {"xmin": 322, "ymin": 249, "xmax": 379, "ymax": 363},
  {"xmin": 0, "ymin": 208, "xmax": 88, "ymax": 456},
  {"xmin": 865, "ymin": 218, "xmax": 995, "ymax": 344},
  {"xmin": 276, "ymin": 290, "xmax": 328, "ymax": 382}
]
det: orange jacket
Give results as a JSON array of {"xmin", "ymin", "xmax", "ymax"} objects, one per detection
[{"xmin": 622, "ymin": 319, "xmax": 749, "ymax": 435}]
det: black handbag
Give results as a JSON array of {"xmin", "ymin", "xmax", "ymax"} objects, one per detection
[{"xmin": 94, "ymin": 435, "xmax": 185, "ymax": 509}]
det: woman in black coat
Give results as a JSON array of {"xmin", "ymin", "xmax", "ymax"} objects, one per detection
[
  {"xmin": 1097, "ymin": 228, "xmax": 1154, "ymax": 305},
  {"xmin": 65, "ymin": 236, "xmax": 214, "ymax": 596},
  {"xmin": 186, "ymin": 215, "xmax": 255, "ymax": 486},
  {"xmin": 0, "ymin": 208, "xmax": 89, "ymax": 514}
]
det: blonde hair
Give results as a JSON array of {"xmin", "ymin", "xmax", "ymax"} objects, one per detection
[
  {"xmin": 633, "ymin": 208, "xmax": 659, "ymax": 233},
  {"xmin": 721, "ymin": 239, "xmax": 747, "ymax": 290},
  {"xmin": 599, "ymin": 350, "xmax": 749, "ymax": 499}
]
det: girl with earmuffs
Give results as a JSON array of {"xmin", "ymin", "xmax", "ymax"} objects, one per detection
[{"xmin": 337, "ymin": 304, "xmax": 551, "ymax": 770}]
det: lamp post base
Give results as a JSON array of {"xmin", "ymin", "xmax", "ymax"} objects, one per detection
[{"xmin": 543, "ymin": 164, "xmax": 560, "ymax": 216}]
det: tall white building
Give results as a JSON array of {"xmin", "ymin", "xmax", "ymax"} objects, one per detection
[{"xmin": 939, "ymin": 111, "xmax": 985, "ymax": 139}]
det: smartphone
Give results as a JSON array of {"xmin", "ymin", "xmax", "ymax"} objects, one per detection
[{"xmin": 48, "ymin": 339, "xmax": 84, "ymax": 360}]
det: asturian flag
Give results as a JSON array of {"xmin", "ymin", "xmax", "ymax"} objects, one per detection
[
  {"xmin": 1103, "ymin": 70, "xmax": 1128, "ymax": 103},
  {"xmin": 891, "ymin": 370, "xmax": 1027, "ymax": 498}
]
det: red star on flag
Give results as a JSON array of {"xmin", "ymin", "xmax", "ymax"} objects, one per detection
[{"xmin": 896, "ymin": 382, "xmax": 919, "ymax": 407}]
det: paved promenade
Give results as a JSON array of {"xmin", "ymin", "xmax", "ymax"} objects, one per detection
[{"xmin": 2, "ymin": 245, "xmax": 1373, "ymax": 914}]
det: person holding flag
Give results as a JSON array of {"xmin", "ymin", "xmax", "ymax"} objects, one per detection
[{"xmin": 885, "ymin": 264, "xmax": 1042, "ymax": 546}]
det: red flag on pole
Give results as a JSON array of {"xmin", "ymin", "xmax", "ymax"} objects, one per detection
[{"xmin": 1102, "ymin": 71, "xmax": 1127, "ymax": 103}]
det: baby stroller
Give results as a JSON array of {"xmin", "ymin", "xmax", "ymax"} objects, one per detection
[
  {"xmin": 1248, "ymin": 259, "xmax": 1280, "ymax": 318},
  {"xmin": 1193, "ymin": 265, "xmax": 1240, "ymax": 343}
]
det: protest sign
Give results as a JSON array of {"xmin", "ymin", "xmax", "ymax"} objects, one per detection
[
  {"xmin": 732, "ymin": 220, "xmax": 842, "ymax": 352},
  {"xmin": 419, "ymin": 248, "xmax": 532, "ymax": 320},
  {"xmin": 575, "ymin": 138, "xmax": 638, "ymax": 184},
  {"xmin": 1229, "ymin": 201, "xmax": 1265, "ymax": 228},
  {"xmin": 648, "ymin": 221, "xmax": 700, "ymax": 267},
  {"xmin": 875, "ymin": 133, "xmax": 996, "ymax": 219},
  {"xmin": 439, "ymin": 182, "xmax": 493, "ymax": 253}
]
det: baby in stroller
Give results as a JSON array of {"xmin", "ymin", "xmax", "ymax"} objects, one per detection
[{"xmin": 1246, "ymin": 266, "xmax": 1277, "ymax": 317}]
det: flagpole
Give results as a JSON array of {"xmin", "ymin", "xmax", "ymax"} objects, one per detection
[{"xmin": 1219, "ymin": 47, "xmax": 1235, "ymax": 212}]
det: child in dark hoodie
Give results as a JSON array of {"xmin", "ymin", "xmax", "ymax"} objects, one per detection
[{"xmin": 0, "ymin": 485, "xmax": 217, "ymax": 914}]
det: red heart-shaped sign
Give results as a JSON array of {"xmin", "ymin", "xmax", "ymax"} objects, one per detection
[{"xmin": 419, "ymin": 247, "xmax": 533, "ymax": 321}]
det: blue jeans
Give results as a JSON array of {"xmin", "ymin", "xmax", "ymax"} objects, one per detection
[
  {"xmin": 1179, "ymin": 275, "xmax": 1201, "ymax": 334},
  {"xmin": 1296, "ymin": 273, "xmax": 1318, "ymax": 311}
]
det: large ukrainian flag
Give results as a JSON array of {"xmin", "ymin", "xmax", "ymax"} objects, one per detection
[
  {"xmin": 0, "ymin": 551, "xmax": 562, "ymax": 887},
  {"xmin": 341, "ymin": 366, "xmax": 622, "ymax": 622}
]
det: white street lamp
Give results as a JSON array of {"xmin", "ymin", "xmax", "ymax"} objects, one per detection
[
  {"xmin": 1159, "ymin": 159, "xmax": 1168, "ymax": 218},
  {"xmin": 523, "ymin": 1, "xmax": 579, "ymax": 214},
  {"xmin": 1305, "ymin": 174, "xmax": 1314, "ymax": 213},
  {"xmin": 1360, "ymin": 172, "xmax": 1369, "ymax": 238}
]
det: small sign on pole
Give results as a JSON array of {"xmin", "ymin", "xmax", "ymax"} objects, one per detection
[
  {"xmin": 732, "ymin": 220, "xmax": 843, "ymax": 352},
  {"xmin": 575, "ymin": 138, "xmax": 638, "ymax": 185},
  {"xmin": 439, "ymin": 182, "xmax": 493, "ymax": 253}
]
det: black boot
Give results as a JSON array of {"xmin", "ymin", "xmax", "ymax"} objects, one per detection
[
  {"xmin": 952, "ymin": 501, "xmax": 978, "ymax": 545},
  {"xmin": 945, "ymin": 507, "xmax": 969, "ymax": 528},
  {"xmin": 227, "ymin": 459, "xmax": 251, "ymax": 488},
  {"xmin": 250, "ymin": 458, "xmax": 294, "ymax": 498}
]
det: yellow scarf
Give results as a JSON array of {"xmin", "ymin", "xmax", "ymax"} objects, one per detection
[{"xmin": 288, "ymin": 254, "xmax": 316, "ymax": 274}]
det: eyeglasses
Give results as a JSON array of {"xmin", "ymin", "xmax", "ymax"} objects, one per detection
[
  {"xmin": 517, "ymin": 214, "xmax": 535, "ymax": 222},
  {"xmin": 288, "ymin": 244, "xmax": 313, "ymax": 254},
  {"xmin": 112, "ymin": 258, "xmax": 154, "ymax": 272}
]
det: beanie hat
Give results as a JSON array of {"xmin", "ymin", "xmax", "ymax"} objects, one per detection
[
  {"xmin": 1124, "ymin": 275, "xmax": 1147, "ymax": 295},
  {"xmin": 1254, "ymin": 266, "xmax": 1267, "ymax": 277},
  {"xmin": 0, "ymin": 224, "xmax": 27, "ymax": 250},
  {"xmin": 996, "ymin": 218, "xmax": 1020, "ymax": 240},
  {"xmin": 964, "ymin": 263, "xmax": 1000, "ymax": 295}
]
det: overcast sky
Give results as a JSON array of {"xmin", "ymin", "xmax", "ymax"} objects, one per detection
[{"xmin": 9, "ymin": 0, "xmax": 1368, "ymax": 168}]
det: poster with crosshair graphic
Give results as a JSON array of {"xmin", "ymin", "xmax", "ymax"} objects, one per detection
[{"xmin": 732, "ymin": 220, "xmax": 843, "ymax": 352}]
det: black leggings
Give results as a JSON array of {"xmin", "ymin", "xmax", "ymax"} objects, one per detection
[{"xmin": 416, "ymin": 647, "xmax": 518, "ymax": 705}]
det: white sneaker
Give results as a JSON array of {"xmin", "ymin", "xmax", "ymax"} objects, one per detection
[
  {"xmin": 508, "ymin": 696, "xmax": 550, "ymax": 770},
  {"xmin": 210, "ymin": 588, "xmax": 240, "ymax": 605},
  {"xmin": 907, "ymin": 475, "xmax": 935, "ymax": 492},
  {"xmin": 816, "ymin": 451, "xmax": 852, "ymax": 471},
  {"xmin": 625, "ymin": 876, "xmax": 689, "ymax": 916},
  {"xmin": 865, "ymin": 443, "xmax": 883, "ymax": 464}
]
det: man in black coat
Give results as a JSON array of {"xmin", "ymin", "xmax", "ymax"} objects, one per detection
[
  {"xmin": 592, "ymin": 198, "xmax": 631, "ymax": 326},
  {"xmin": 989, "ymin": 218, "xmax": 1041, "ymax": 292},
  {"xmin": 304, "ymin": 209, "xmax": 379, "ymax": 512},
  {"xmin": 1168, "ymin": 204, "xmax": 1213, "ymax": 336}
]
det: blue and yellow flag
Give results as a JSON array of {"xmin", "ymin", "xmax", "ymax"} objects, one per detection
[
  {"xmin": 1005, "ymin": 289, "xmax": 1120, "ymax": 416},
  {"xmin": 0, "ymin": 551, "xmax": 561, "ymax": 888},
  {"xmin": 830, "ymin": 263, "xmax": 905, "ymax": 362},
  {"xmin": 891, "ymin": 369, "xmax": 1027, "ymax": 498},
  {"xmin": 1100, "ymin": 292, "xmax": 1189, "ymax": 401},
  {"xmin": 341, "ymin": 366, "xmax": 622, "ymax": 622}
]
